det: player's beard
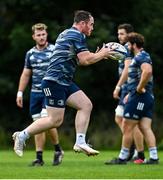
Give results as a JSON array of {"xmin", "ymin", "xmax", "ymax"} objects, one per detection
[
  {"xmin": 37, "ymin": 41, "xmax": 47, "ymax": 49},
  {"xmin": 130, "ymin": 45, "xmax": 134, "ymax": 53}
]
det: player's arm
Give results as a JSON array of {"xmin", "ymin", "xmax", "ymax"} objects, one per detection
[
  {"xmin": 136, "ymin": 63, "xmax": 152, "ymax": 93},
  {"xmin": 113, "ymin": 58, "xmax": 131, "ymax": 99},
  {"xmin": 16, "ymin": 68, "xmax": 32, "ymax": 108},
  {"xmin": 77, "ymin": 46, "xmax": 113, "ymax": 66}
]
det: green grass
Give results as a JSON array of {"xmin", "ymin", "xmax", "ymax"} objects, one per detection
[{"xmin": 0, "ymin": 149, "xmax": 163, "ymax": 179}]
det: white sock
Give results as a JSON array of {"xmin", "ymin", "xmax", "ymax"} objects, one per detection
[
  {"xmin": 118, "ymin": 147, "xmax": 129, "ymax": 160},
  {"xmin": 19, "ymin": 129, "xmax": 30, "ymax": 142},
  {"xmin": 133, "ymin": 149, "xmax": 138, "ymax": 158},
  {"xmin": 76, "ymin": 133, "xmax": 86, "ymax": 145},
  {"xmin": 149, "ymin": 147, "xmax": 158, "ymax": 160}
]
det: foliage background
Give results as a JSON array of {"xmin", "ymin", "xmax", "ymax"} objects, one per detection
[{"xmin": 0, "ymin": 0, "xmax": 163, "ymax": 149}]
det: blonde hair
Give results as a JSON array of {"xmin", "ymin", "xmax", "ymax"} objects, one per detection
[{"xmin": 32, "ymin": 23, "xmax": 47, "ymax": 34}]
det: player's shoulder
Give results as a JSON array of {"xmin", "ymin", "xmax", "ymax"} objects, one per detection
[
  {"xmin": 124, "ymin": 43, "xmax": 131, "ymax": 55},
  {"xmin": 28, "ymin": 45, "xmax": 39, "ymax": 52},
  {"xmin": 57, "ymin": 27, "xmax": 81, "ymax": 39},
  {"xmin": 136, "ymin": 50, "xmax": 150, "ymax": 59},
  {"xmin": 67, "ymin": 27, "xmax": 85, "ymax": 39},
  {"xmin": 124, "ymin": 43, "xmax": 129, "ymax": 50},
  {"xmin": 68, "ymin": 27, "xmax": 81, "ymax": 34},
  {"xmin": 47, "ymin": 43, "xmax": 55, "ymax": 50},
  {"xmin": 135, "ymin": 50, "xmax": 152, "ymax": 63},
  {"xmin": 26, "ymin": 46, "xmax": 36, "ymax": 55}
]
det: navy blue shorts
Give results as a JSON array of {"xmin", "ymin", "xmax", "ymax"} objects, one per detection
[
  {"xmin": 118, "ymin": 88, "xmax": 128, "ymax": 106},
  {"xmin": 118, "ymin": 84, "xmax": 128, "ymax": 106},
  {"xmin": 30, "ymin": 92, "xmax": 45, "ymax": 115},
  {"xmin": 42, "ymin": 80, "xmax": 80, "ymax": 108},
  {"xmin": 123, "ymin": 91, "xmax": 154, "ymax": 120}
]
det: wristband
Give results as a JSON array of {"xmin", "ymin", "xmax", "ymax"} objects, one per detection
[{"xmin": 17, "ymin": 91, "xmax": 23, "ymax": 97}]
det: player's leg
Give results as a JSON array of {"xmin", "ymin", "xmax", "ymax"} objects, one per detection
[
  {"xmin": 138, "ymin": 92, "xmax": 158, "ymax": 164},
  {"xmin": 139, "ymin": 117, "xmax": 159, "ymax": 164},
  {"xmin": 115, "ymin": 105, "xmax": 124, "ymax": 131},
  {"xmin": 66, "ymin": 83, "xmax": 99, "ymax": 156},
  {"xmin": 115, "ymin": 105, "xmax": 135, "ymax": 161},
  {"xmin": 31, "ymin": 132, "xmax": 46, "ymax": 166},
  {"xmin": 48, "ymin": 128, "xmax": 64, "ymax": 165},
  {"xmin": 133, "ymin": 125, "xmax": 145, "ymax": 164},
  {"xmin": 121, "ymin": 92, "xmax": 142, "ymax": 162},
  {"xmin": 133, "ymin": 126, "xmax": 144, "ymax": 151},
  {"xmin": 13, "ymin": 107, "xmax": 64, "ymax": 156},
  {"xmin": 120, "ymin": 119, "xmax": 137, "ymax": 160},
  {"xmin": 105, "ymin": 118, "xmax": 137, "ymax": 165},
  {"xmin": 30, "ymin": 92, "xmax": 46, "ymax": 166},
  {"xmin": 13, "ymin": 80, "xmax": 66, "ymax": 157},
  {"xmin": 40, "ymin": 105, "xmax": 64, "ymax": 166},
  {"xmin": 105, "ymin": 92, "xmax": 140, "ymax": 165},
  {"xmin": 67, "ymin": 90, "xmax": 92, "ymax": 135}
]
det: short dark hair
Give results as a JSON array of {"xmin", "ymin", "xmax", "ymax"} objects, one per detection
[
  {"xmin": 118, "ymin": 23, "xmax": 134, "ymax": 33},
  {"xmin": 74, "ymin": 10, "xmax": 92, "ymax": 23},
  {"xmin": 128, "ymin": 32, "xmax": 144, "ymax": 48}
]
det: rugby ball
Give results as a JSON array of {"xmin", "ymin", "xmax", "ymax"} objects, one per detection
[{"xmin": 105, "ymin": 42, "xmax": 127, "ymax": 60}]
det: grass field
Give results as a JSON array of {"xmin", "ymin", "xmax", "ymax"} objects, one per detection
[{"xmin": 0, "ymin": 149, "xmax": 162, "ymax": 179}]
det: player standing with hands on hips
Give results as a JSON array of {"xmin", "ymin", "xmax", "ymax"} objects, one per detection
[
  {"xmin": 105, "ymin": 24, "xmax": 145, "ymax": 164},
  {"xmin": 106, "ymin": 32, "xmax": 159, "ymax": 164},
  {"xmin": 13, "ymin": 10, "xmax": 114, "ymax": 157},
  {"xmin": 16, "ymin": 23, "xmax": 64, "ymax": 166}
]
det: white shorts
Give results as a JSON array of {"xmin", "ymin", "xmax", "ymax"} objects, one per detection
[
  {"xmin": 115, "ymin": 105, "xmax": 124, "ymax": 117},
  {"xmin": 32, "ymin": 108, "xmax": 48, "ymax": 121}
]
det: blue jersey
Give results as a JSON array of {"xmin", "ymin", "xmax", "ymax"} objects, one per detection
[
  {"xmin": 118, "ymin": 43, "xmax": 132, "ymax": 105},
  {"xmin": 43, "ymin": 27, "xmax": 88, "ymax": 86},
  {"xmin": 24, "ymin": 43, "xmax": 55, "ymax": 92},
  {"xmin": 127, "ymin": 50, "xmax": 153, "ymax": 94},
  {"xmin": 118, "ymin": 43, "xmax": 132, "ymax": 78}
]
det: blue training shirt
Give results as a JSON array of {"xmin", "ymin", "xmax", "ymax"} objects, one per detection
[
  {"xmin": 118, "ymin": 43, "xmax": 132, "ymax": 93},
  {"xmin": 118, "ymin": 43, "xmax": 132, "ymax": 77},
  {"xmin": 127, "ymin": 50, "xmax": 153, "ymax": 94},
  {"xmin": 43, "ymin": 27, "xmax": 88, "ymax": 86},
  {"xmin": 24, "ymin": 43, "xmax": 55, "ymax": 92}
]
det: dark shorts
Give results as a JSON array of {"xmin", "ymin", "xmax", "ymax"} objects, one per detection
[
  {"xmin": 30, "ymin": 92, "xmax": 45, "ymax": 115},
  {"xmin": 123, "ymin": 91, "xmax": 154, "ymax": 120},
  {"xmin": 118, "ymin": 84, "xmax": 128, "ymax": 106},
  {"xmin": 118, "ymin": 88, "xmax": 128, "ymax": 106},
  {"xmin": 42, "ymin": 80, "xmax": 80, "ymax": 108}
]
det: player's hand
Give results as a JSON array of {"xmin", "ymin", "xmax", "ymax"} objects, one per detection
[
  {"xmin": 113, "ymin": 86, "xmax": 121, "ymax": 99},
  {"xmin": 95, "ymin": 46, "xmax": 100, "ymax": 53},
  {"xmin": 96, "ymin": 43, "xmax": 106, "ymax": 53},
  {"xmin": 136, "ymin": 87, "xmax": 146, "ymax": 94},
  {"xmin": 97, "ymin": 44, "xmax": 112, "ymax": 59},
  {"xmin": 104, "ymin": 48, "xmax": 118, "ymax": 60},
  {"xmin": 16, "ymin": 96, "xmax": 23, "ymax": 108},
  {"xmin": 123, "ymin": 94, "xmax": 129, "ymax": 104}
]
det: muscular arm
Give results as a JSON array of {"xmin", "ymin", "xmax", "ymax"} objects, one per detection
[
  {"xmin": 18, "ymin": 68, "xmax": 32, "ymax": 91},
  {"xmin": 77, "ymin": 47, "xmax": 112, "ymax": 66},
  {"xmin": 136, "ymin": 63, "xmax": 152, "ymax": 93},
  {"xmin": 117, "ymin": 59, "xmax": 131, "ymax": 87},
  {"xmin": 113, "ymin": 59, "xmax": 131, "ymax": 99},
  {"xmin": 16, "ymin": 68, "xmax": 32, "ymax": 107}
]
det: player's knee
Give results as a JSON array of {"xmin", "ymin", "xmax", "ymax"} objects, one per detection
[
  {"xmin": 83, "ymin": 100, "xmax": 93, "ymax": 112},
  {"xmin": 115, "ymin": 116, "xmax": 122, "ymax": 125},
  {"xmin": 55, "ymin": 118, "xmax": 63, "ymax": 127},
  {"xmin": 48, "ymin": 116, "xmax": 63, "ymax": 128},
  {"xmin": 88, "ymin": 101, "xmax": 93, "ymax": 111},
  {"xmin": 122, "ymin": 121, "xmax": 132, "ymax": 134}
]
